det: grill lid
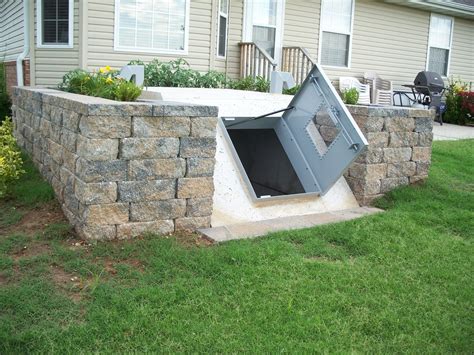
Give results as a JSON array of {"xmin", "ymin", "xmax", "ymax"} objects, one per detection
[{"xmin": 414, "ymin": 71, "xmax": 445, "ymax": 95}]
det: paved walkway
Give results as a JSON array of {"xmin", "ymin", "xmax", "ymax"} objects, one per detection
[
  {"xmin": 433, "ymin": 123, "xmax": 474, "ymax": 141},
  {"xmin": 199, "ymin": 207, "xmax": 383, "ymax": 242}
]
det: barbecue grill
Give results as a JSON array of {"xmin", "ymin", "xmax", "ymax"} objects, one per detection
[{"xmin": 399, "ymin": 71, "xmax": 446, "ymax": 124}]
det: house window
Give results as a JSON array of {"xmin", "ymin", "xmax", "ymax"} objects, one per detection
[
  {"xmin": 37, "ymin": 0, "xmax": 73, "ymax": 47},
  {"xmin": 319, "ymin": 0, "xmax": 354, "ymax": 67},
  {"xmin": 217, "ymin": 0, "xmax": 229, "ymax": 57},
  {"xmin": 115, "ymin": 0, "xmax": 189, "ymax": 54},
  {"xmin": 427, "ymin": 14, "xmax": 453, "ymax": 76}
]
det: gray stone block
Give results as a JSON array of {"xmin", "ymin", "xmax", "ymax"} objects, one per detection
[
  {"xmin": 175, "ymin": 216, "xmax": 211, "ymax": 231},
  {"xmin": 128, "ymin": 158, "xmax": 186, "ymax": 180},
  {"xmin": 388, "ymin": 132, "xmax": 418, "ymax": 147},
  {"xmin": 88, "ymin": 103, "xmax": 152, "ymax": 116},
  {"xmin": 83, "ymin": 203, "xmax": 130, "ymax": 225},
  {"xmin": 130, "ymin": 199, "xmax": 186, "ymax": 222},
  {"xmin": 118, "ymin": 180, "xmax": 176, "ymax": 202},
  {"xmin": 120, "ymin": 138, "xmax": 179, "ymax": 159},
  {"xmin": 186, "ymin": 157, "xmax": 215, "ymax": 177},
  {"xmin": 414, "ymin": 117, "xmax": 433, "ymax": 132},
  {"xmin": 155, "ymin": 102, "xmax": 218, "ymax": 117},
  {"xmin": 79, "ymin": 115, "xmax": 131, "ymax": 138},
  {"xmin": 133, "ymin": 116, "xmax": 190, "ymax": 137},
  {"xmin": 190, "ymin": 117, "xmax": 218, "ymax": 137},
  {"xmin": 387, "ymin": 162, "xmax": 417, "ymax": 178},
  {"xmin": 186, "ymin": 197, "xmax": 213, "ymax": 217},
  {"xmin": 383, "ymin": 148, "xmax": 412, "ymax": 163},
  {"xmin": 76, "ymin": 158, "xmax": 127, "ymax": 182},
  {"xmin": 76, "ymin": 136, "xmax": 119, "ymax": 161},
  {"xmin": 381, "ymin": 177, "xmax": 409, "ymax": 193},
  {"xmin": 180, "ymin": 137, "xmax": 216, "ymax": 158},
  {"xmin": 412, "ymin": 147, "xmax": 432, "ymax": 162},
  {"xmin": 75, "ymin": 179, "xmax": 117, "ymax": 205}
]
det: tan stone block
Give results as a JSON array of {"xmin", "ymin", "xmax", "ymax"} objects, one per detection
[
  {"xmin": 186, "ymin": 197, "xmax": 213, "ymax": 217},
  {"xmin": 388, "ymin": 132, "xmax": 418, "ymax": 148},
  {"xmin": 416, "ymin": 161, "xmax": 431, "ymax": 176},
  {"xmin": 384, "ymin": 148, "xmax": 412, "ymax": 163},
  {"xmin": 387, "ymin": 162, "xmax": 417, "ymax": 178},
  {"xmin": 83, "ymin": 203, "xmax": 129, "ymax": 225},
  {"xmin": 366, "ymin": 132, "xmax": 389, "ymax": 148},
  {"xmin": 190, "ymin": 117, "xmax": 218, "ymax": 137},
  {"xmin": 76, "ymin": 136, "xmax": 119, "ymax": 161},
  {"xmin": 381, "ymin": 177, "xmax": 409, "ymax": 193},
  {"xmin": 133, "ymin": 116, "xmax": 190, "ymax": 137},
  {"xmin": 130, "ymin": 200, "xmax": 186, "ymax": 222},
  {"xmin": 75, "ymin": 179, "xmax": 117, "ymax": 205},
  {"xmin": 177, "ymin": 177, "xmax": 214, "ymax": 198},
  {"xmin": 128, "ymin": 158, "xmax": 185, "ymax": 180},
  {"xmin": 79, "ymin": 115, "xmax": 131, "ymax": 138},
  {"xmin": 175, "ymin": 216, "xmax": 211, "ymax": 231},
  {"xmin": 410, "ymin": 175, "xmax": 428, "ymax": 184},
  {"xmin": 384, "ymin": 117, "xmax": 415, "ymax": 132},
  {"xmin": 118, "ymin": 180, "xmax": 176, "ymax": 202},
  {"xmin": 78, "ymin": 224, "xmax": 117, "ymax": 240},
  {"xmin": 412, "ymin": 147, "xmax": 432, "ymax": 162}
]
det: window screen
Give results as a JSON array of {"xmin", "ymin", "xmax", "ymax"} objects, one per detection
[
  {"xmin": 320, "ymin": 32, "xmax": 349, "ymax": 67},
  {"xmin": 117, "ymin": 0, "xmax": 187, "ymax": 52},
  {"xmin": 320, "ymin": 0, "xmax": 353, "ymax": 67},
  {"xmin": 428, "ymin": 15, "xmax": 452, "ymax": 76},
  {"xmin": 428, "ymin": 47, "xmax": 449, "ymax": 76},
  {"xmin": 217, "ymin": 0, "xmax": 229, "ymax": 57},
  {"xmin": 42, "ymin": 0, "xmax": 69, "ymax": 44}
]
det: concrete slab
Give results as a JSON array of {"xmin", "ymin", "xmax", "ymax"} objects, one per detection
[
  {"xmin": 147, "ymin": 87, "xmax": 361, "ymax": 227},
  {"xmin": 199, "ymin": 207, "xmax": 383, "ymax": 242},
  {"xmin": 433, "ymin": 123, "xmax": 474, "ymax": 141}
]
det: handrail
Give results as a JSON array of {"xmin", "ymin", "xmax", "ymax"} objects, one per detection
[
  {"xmin": 282, "ymin": 46, "xmax": 316, "ymax": 85},
  {"xmin": 239, "ymin": 42, "xmax": 277, "ymax": 82}
]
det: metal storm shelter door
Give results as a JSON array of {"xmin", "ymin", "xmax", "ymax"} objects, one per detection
[{"xmin": 223, "ymin": 64, "xmax": 367, "ymax": 199}]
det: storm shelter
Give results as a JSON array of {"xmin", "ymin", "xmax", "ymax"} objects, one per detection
[{"xmin": 221, "ymin": 65, "xmax": 368, "ymax": 201}]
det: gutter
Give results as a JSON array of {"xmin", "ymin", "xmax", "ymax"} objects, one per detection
[{"xmin": 16, "ymin": 0, "xmax": 30, "ymax": 86}]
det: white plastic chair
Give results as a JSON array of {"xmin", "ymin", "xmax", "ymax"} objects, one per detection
[
  {"xmin": 363, "ymin": 72, "xmax": 393, "ymax": 106},
  {"xmin": 339, "ymin": 77, "xmax": 371, "ymax": 105}
]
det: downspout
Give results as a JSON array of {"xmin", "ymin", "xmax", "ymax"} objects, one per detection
[{"xmin": 16, "ymin": 0, "xmax": 30, "ymax": 86}]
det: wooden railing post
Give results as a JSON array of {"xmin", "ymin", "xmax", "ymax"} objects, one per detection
[{"xmin": 281, "ymin": 46, "xmax": 316, "ymax": 85}]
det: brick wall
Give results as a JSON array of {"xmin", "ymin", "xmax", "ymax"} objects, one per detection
[
  {"xmin": 345, "ymin": 105, "xmax": 435, "ymax": 205},
  {"xmin": 4, "ymin": 60, "xmax": 30, "ymax": 96},
  {"xmin": 12, "ymin": 87, "xmax": 218, "ymax": 240}
]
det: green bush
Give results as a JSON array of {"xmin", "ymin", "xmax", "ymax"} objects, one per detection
[
  {"xmin": 59, "ymin": 66, "xmax": 142, "ymax": 102},
  {"xmin": 283, "ymin": 85, "xmax": 301, "ymax": 95},
  {"xmin": 443, "ymin": 77, "xmax": 472, "ymax": 125},
  {"xmin": 129, "ymin": 58, "xmax": 270, "ymax": 92},
  {"xmin": 341, "ymin": 88, "xmax": 360, "ymax": 105},
  {"xmin": 0, "ymin": 117, "xmax": 24, "ymax": 197}
]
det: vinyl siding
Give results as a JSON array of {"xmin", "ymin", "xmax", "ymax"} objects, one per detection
[
  {"xmin": 33, "ymin": 0, "xmax": 80, "ymax": 86},
  {"xmin": 449, "ymin": 18, "xmax": 474, "ymax": 84},
  {"xmin": 0, "ymin": 1, "xmax": 25, "ymax": 62},
  {"xmin": 213, "ymin": 0, "xmax": 244, "ymax": 78},
  {"xmin": 86, "ymin": 0, "xmax": 213, "ymax": 72},
  {"xmin": 282, "ymin": 0, "xmax": 473, "ymax": 87}
]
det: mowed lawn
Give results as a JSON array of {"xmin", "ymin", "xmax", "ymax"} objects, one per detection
[{"xmin": 0, "ymin": 140, "xmax": 473, "ymax": 353}]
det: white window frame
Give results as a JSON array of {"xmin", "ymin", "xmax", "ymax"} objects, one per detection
[
  {"xmin": 242, "ymin": 0, "xmax": 285, "ymax": 65},
  {"xmin": 113, "ymin": 0, "xmax": 190, "ymax": 55},
  {"xmin": 217, "ymin": 0, "xmax": 229, "ymax": 59},
  {"xmin": 37, "ymin": 0, "xmax": 74, "ymax": 49},
  {"xmin": 317, "ymin": 0, "xmax": 355, "ymax": 69},
  {"xmin": 426, "ymin": 13, "xmax": 454, "ymax": 77}
]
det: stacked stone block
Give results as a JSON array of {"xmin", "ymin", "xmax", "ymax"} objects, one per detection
[
  {"xmin": 344, "ymin": 105, "xmax": 435, "ymax": 205},
  {"xmin": 12, "ymin": 87, "xmax": 218, "ymax": 240}
]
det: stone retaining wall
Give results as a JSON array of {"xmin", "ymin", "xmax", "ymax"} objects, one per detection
[
  {"xmin": 345, "ymin": 105, "xmax": 435, "ymax": 205},
  {"xmin": 12, "ymin": 87, "xmax": 218, "ymax": 240}
]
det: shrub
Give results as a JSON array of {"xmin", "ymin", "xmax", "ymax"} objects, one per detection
[
  {"xmin": 283, "ymin": 85, "xmax": 301, "ymax": 95},
  {"xmin": 341, "ymin": 88, "xmax": 359, "ymax": 105},
  {"xmin": 0, "ymin": 117, "xmax": 24, "ymax": 197},
  {"xmin": 59, "ymin": 66, "xmax": 142, "ymax": 102},
  {"xmin": 443, "ymin": 77, "xmax": 472, "ymax": 125},
  {"xmin": 129, "ymin": 58, "xmax": 272, "ymax": 92}
]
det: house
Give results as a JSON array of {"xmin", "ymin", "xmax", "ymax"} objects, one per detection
[{"xmin": 1, "ymin": 0, "xmax": 473, "ymax": 94}]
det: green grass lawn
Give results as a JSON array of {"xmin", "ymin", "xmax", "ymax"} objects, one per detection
[{"xmin": 0, "ymin": 140, "xmax": 473, "ymax": 353}]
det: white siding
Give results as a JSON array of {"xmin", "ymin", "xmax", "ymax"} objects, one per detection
[
  {"xmin": 33, "ymin": 0, "xmax": 80, "ymax": 86},
  {"xmin": 213, "ymin": 0, "xmax": 244, "ymax": 78},
  {"xmin": 0, "ymin": 1, "xmax": 25, "ymax": 62},
  {"xmin": 86, "ymin": 0, "xmax": 213, "ymax": 72},
  {"xmin": 450, "ymin": 18, "xmax": 474, "ymax": 84},
  {"xmin": 283, "ymin": 0, "xmax": 474, "ymax": 88}
]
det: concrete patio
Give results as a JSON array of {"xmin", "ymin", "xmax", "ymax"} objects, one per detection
[{"xmin": 433, "ymin": 123, "xmax": 474, "ymax": 141}]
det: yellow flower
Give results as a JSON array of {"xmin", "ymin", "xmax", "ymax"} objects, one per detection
[
  {"xmin": 99, "ymin": 65, "xmax": 112, "ymax": 74},
  {"xmin": 106, "ymin": 77, "xmax": 114, "ymax": 84}
]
